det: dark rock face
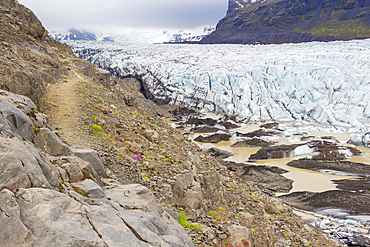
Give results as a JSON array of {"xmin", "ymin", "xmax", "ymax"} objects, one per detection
[{"xmin": 202, "ymin": 0, "xmax": 370, "ymax": 44}]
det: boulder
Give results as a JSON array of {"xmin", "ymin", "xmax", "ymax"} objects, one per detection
[
  {"xmin": 34, "ymin": 128, "xmax": 72, "ymax": 156},
  {"xmin": 15, "ymin": 188, "xmax": 146, "ymax": 247},
  {"xmin": 0, "ymin": 137, "xmax": 60, "ymax": 192},
  {"xmin": 238, "ymin": 212, "xmax": 255, "ymax": 222},
  {"xmin": 95, "ymin": 105, "xmax": 108, "ymax": 114},
  {"xmin": 61, "ymin": 163, "xmax": 84, "ymax": 182},
  {"xmin": 227, "ymin": 225, "xmax": 253, "ymax": 247},
  {"xmin": 200, "ymin": 171, "xmax": 225, "ymax": 209},
  {"xmin": 0, "ymin": 189, "xmax": 36, "ymax": 246},
  {"xmin": 71, "ymin": 148, "xmax": 107, "ymax": 177},
  {"xmin": 105, "ymin": 183, "xmax": 162, "ymax": 215},
  {"xmin": 174, "ymin": 171, "xmax": 193, "ymax": 191},
  {"xmin": 184, "ymin": 182, "xmax": 203, "ymax": 209},
  {"xmin": 0, "ymin": 99, "xmax": 34, "ymax": 141},
  {"xmin": 71, "ymin": 179, "xmax": 105, "ymax": 199},
  {"xmin": 0, "ymin": 89, "xmax": 49, "ymax": 129}
]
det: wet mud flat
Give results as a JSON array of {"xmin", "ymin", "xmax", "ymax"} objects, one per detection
[{"xmin": 176, "ymin": 115, "xmax": 370, "ymax": 246}]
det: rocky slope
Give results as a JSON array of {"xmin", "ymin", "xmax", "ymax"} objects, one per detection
[
  {"xmin": 202, "ymin": 0, "xmax": 370, "ymax": 44},
  {"xmin": 0, "ymin": 0, "xmax": 345, "ymax": 246}
]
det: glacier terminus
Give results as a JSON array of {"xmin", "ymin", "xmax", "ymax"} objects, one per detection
[{"xmin": 70, "ymin": 39, "xmax": 370, "ymax": 129}]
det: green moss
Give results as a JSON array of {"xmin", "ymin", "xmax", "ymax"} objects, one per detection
[
  {"xmin": 177, "ymin": 211, "xmax": 202, "ymax": 231},
  {"xmin": 295, "ymin": 21, "xmax": 370, "ymax": 38},
  {"xmin": 92, "ymin": 124, "xmax": 103, "ymax": 131}
]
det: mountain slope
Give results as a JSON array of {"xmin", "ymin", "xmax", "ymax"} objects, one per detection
[{"xmin": 202, "ymin": 0, "xmax": 370, "ymax": 44}]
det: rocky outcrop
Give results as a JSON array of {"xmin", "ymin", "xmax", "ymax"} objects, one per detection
[
  {"xmin": 0, "ymin": 0, "xmax": 74, "ymax": 105},
  {"xmin": 156, "ymin": 166, "xmax": 225, "ymax": 211},
  {"xmin": 0, "ymin": 90, "xmax": 194, "ymax": 246},
  {"xmin": 202, "ymin": 0, "xmax": 370, "ymax": 44}
]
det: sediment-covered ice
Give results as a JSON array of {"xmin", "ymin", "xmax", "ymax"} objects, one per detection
[{"xmin": 68, "ymin": 39, "xmax": 370, "ymax": 128}]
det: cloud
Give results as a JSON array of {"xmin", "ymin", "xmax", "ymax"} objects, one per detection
[{"xmin": 19, "ymin": 0, "xmax": 227, "ymax": 32}]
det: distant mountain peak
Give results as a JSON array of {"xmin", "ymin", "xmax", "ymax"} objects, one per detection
[
  {"xmin": 49, "ymin": 27, "xmax": 215, "ymax": 44},
  {"xmin": 49, "ymin": 28, "xmax": 99, "ymax": 41}
]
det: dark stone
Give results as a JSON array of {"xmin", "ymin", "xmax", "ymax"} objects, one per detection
[
  {"xmin": 194, "ymin": 133, "xmax": 231, "ymax": 143},
  {"xmin": 260, "ymin": 123, "xmax": 279, "ymax": 129},
  {"xmin": 186, "ymin": 117, "xmax": 217, "ymax": 126},
  {"xmin": 235, "ymin": 129, "xmax": 282, "ymax": 138},
  {"xmin": 205, "ymin": 147, "xmax": 235, "ymax": 159},
  {"xmin": 231, "ymin": 138, "xmax": 274, "ymax": 147},
  {"xmin": 190, "ymin": 126, "xmax": 222, "ymax": 133},
  {"xmin": 218, "ymin": 121, "xmax": 239, "ymax": 130}
]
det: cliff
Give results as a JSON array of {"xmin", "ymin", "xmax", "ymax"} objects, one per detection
[{"xmin": 202, "ymin": 0, "xmax": 370, "ymax": 44}]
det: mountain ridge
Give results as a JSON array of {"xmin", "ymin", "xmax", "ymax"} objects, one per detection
[{"xmin": 201, "ymin": 0, "xmax": 370, "ymax": 44}]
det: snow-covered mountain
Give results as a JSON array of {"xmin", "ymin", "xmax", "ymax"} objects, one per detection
[
  {"xmin": 68, "ymin": 39, "xmax": 370, "ymax": 128},
  {"xmin": 49, "ymin": 27, "xmax": 215, "ymax": 44},
  {"xmin": 48, "ymin": 28, "xmax": 114, "ymax": 42}
]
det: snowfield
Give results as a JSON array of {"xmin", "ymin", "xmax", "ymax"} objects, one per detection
[{"xmin": 69, "ymin": 39, "xmax": 370, "ymax": 128}]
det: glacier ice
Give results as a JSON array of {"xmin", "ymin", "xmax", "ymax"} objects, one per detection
[{"xmin": 68, "ymin": 39, "xmax": 370, "ymax": 128}]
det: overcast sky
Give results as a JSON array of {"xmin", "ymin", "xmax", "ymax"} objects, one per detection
[{"xmin": 19, "ymin": 0, "xmax": 228, "ymax": 33}]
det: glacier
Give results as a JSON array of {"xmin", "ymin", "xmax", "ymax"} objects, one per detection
[{"xmin": 68, "ymin": 39, "xmax": 370, "ymax": 128}]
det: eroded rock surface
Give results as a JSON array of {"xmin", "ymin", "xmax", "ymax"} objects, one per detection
[{"xmin": 0, "ymin": 90, "xmax": 194, "ymax": 247}]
